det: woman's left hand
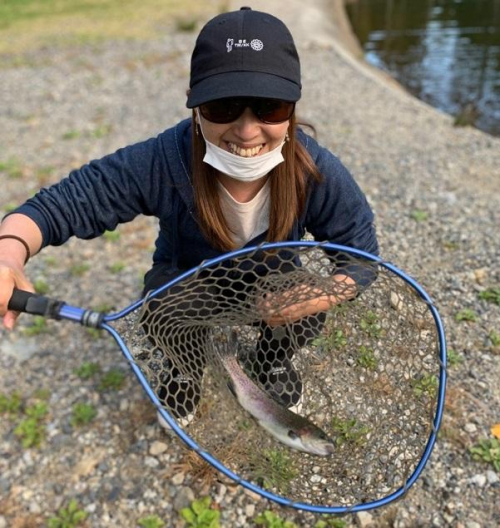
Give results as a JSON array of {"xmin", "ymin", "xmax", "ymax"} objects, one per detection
[{"xmin": 257, "ymin": 274, "xmax": 357, "ymax": 327}]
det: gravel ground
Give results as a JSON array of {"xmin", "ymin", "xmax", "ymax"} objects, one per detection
[{"xmin": 1, "ymin": 1, "xmax": 499, "ymax": 527}]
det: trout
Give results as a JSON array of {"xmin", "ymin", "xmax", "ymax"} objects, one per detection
[{"xmin": 216, "ymin": 331, "xmax": 335, "ymax": 456}]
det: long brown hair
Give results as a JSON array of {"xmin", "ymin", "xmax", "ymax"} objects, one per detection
[{"xmin": 191, "ymin": 112, "xmax": 322, "ymax": 251}]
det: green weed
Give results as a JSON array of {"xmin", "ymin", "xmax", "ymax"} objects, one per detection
[
  {"xmin": 314, "ymin": 518, "xmax": 347, "ymax": 528},
  {"xmin": 74, "ymin": 361, "xmax": 101, "ymax": 379},
  {"xmin": 3, "ymin": 202, "xmax": 17, "ymax": 213},
  {"xmin": 47, "ymin": 499, "xmax": 88, "ymax": 528},
  {"xmin": 180, "ymin": 496, "xmax": 220, "ymax": 528},
  {"xmin": 0, "ymin": 391, "xmax": 22, "ymax": 415},
  {"xmin": 91, "ymin": 124, "xmax": 113, "ymax": 138},
  {"xmin": 356, "ymin": 346, "xmax": 378, "ymax": 370},
  {"xmin": 23, "ymin": 315, "xmax": 49, "ymax": 336},
  {"xmin": 446, "ymin": 348, "xmax": 463, "ymax": 367},
  {"xmin": 62, "ymin": 130, "xmax": 82, "ymax": 140},
  {"xmin": 251, "ymin": 449, "xmax": 297, "ymax": 493},
  {"xmin": 175, "ymin": 17, "xmax": 198, "ymax": 32},
  {"xmin": 312, "ymin": 329, "xmax": 347, "ymax": 350},
  {"xmin": 103, "ymin": 230, "xmax": 120, "ymax": 242},
  {"xmin": 71, "ymin": 402, "xmax": 97, "ymax": 426},
  {"xmin": 489, "ymin": 330, "xmax": 500, "ymax": 347},
  {"xmin": 138, "ymin": 515, "xmax": 165, "ymax": 528},
  {"xmin": 69, "ymin": 263, "xmax": 90, "ymax": 276},
  {"xmin": 479, "ymin": 287, "xmax": 500, "ymax": 306},
  {"xmin": 109, "ymin": 261, "xmax": 125, "ymax": 274},
  {"xmin": 331, "ymin": 417, "xmax": 370, "ymax": 446},
  {"xmin": 0, "ymin": 158, "xmax": 23, "ymax": 178},
  {"xmin": 99, "ymin": 368, "xmax": 126, "ymax": 391},
  {"xmin": 14, "ymin": 402, "xmax": 48, "ymax": 448},
  {"xmin": 410, "ymin": 209, "xmax": 429, "ymax": 222},
  {"xmin": 470, "ymin": 438, "xmax": 500, "ymax": 472},
  {"xmin": 34, "ymin": 278, "xmax": 50, "ymax": 295},
  {"xmin": 412, "ymin": 374, "xmax": 438, "ymax": 398},
  {"xmin": 455, "ymin": 309, "xmax": 477, "ymax": 323},
  {"xmin": 360, "ymin": 311, "xmax": 382, "ymax": 338},
  {"xmin": 254, "ymin": 510, "xmax": 297, "ymax": 528}
]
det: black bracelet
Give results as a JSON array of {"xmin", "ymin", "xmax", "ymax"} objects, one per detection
[{"xmin": 0, "ymin": 235, "xmax": 31, "ymax": 265}]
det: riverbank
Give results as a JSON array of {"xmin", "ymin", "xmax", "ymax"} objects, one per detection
[{"xmin": 1, "ymin": 1, "xmax": 499, "ymax": 527}]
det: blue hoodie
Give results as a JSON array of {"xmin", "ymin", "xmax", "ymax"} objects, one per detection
[{"xmin": 13, "ymin": 119, "xmax": 378, "ymax": 275}]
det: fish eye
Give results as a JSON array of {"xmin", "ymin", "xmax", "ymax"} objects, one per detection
[{"xmin": 288, "ymin": 429, "xmax": 299, "ymax": 440}]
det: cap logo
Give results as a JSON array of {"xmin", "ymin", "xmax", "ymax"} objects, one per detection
[{"xmin": 226, "ymin": 38, "xmax": 264, "ymax": 53}]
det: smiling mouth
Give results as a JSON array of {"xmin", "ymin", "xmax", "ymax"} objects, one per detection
[{"xmin": 227, "ymin": 142, "xmax": 264, "ymax": 157}]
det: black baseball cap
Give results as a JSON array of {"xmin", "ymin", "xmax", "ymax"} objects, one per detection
[{"xmin": 186, "ymin": 7, "xmax": 301, "ymax": 108}]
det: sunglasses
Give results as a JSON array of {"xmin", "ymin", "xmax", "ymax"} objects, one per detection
[{"xmin": 198, "ymin": 97, "xmax": 295, "ymax": 124}]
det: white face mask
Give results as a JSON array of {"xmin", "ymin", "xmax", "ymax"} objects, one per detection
[{"xmin": 196, "ymin": 110, "xmax": 286, "ymax": 182}]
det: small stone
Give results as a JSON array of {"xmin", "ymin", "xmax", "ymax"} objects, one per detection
[
  {"xmin": 0, "ymin": 516, "xmax": 6, "ymax": 528},
  {"xmin": 356, "ymin": 511, "xmax": 373, "ymax": 527},
  {"xmin": 171, "ymin": 472, "xmax": 185, "ymax": 486},
  {"xmin": 464, "ymin": 423, "xmax": 477, "ymax": 433},
  {"xmin": 144, "ymin": 456, "xmax": 160, "ymax": 468},
  {"xmin": 149, "ymin": 441, "xmax": 168, "ymax": 456},
  {"xmin": 173, "ymin": 487, "xmax": 195, "ymax": 512},
  {"xmin": 465, "ymin": 522, "xmax": 481, "ymax": 528},
  {"xmin": 245, "ymin": 504, "xmax": 255, "ymax": 518},
  {"xmin": 486, "ymin": 470, "xmax": 499, "ymax": 484},
  {"xmin": 473, "ymin": 268, "xmax": 487, "ymax": 284},
  {"xmin": 468, "ymin": 474, "xmax": 486, "ymax": 487}
]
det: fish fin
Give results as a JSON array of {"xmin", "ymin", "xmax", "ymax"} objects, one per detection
[
  {"xmin": 287, "ymin": 429, "xmax": 299, "ymax": 440},
  {"xmin": 226, "ymin": 379, "xmax": 236, "ymax": 398}
]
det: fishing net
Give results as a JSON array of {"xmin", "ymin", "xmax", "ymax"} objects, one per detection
[{"xmin": 115, "ymin": 244, "xmax": 441, "ymax": 507}]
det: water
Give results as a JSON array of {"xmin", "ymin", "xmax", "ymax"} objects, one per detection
[{"xmin": 345, "ymin": 0, "xmax": 500, "ymax": 136}]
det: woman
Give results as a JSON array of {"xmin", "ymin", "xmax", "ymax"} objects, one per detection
[{"xmin": 0, "ymin": 8, "xmax": 377, "ymax": 427}]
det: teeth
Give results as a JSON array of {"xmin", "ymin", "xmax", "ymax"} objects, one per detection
[{"xmin": 228, "ymin": 143, "xmax": 263, "ymax": 157}]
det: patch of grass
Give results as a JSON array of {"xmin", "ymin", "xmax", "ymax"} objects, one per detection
[
  {"xmin": 44, "ymin": 255, "xmax": 58, "ymax": 266},
  {"xmin": 254, "ymin": 510, "xmax": 297, "ymax": 528},
  {"xmin": 91, "ymin": 123, "xmax": 113, "ymax": 138},
  {"xmin": 0, "ymin": 158, "xmax": 23, "ymax": 178},
  {"xmin": 23, "ymin": 315, "xmax": 49, "ymax": 336},
  {"xmin": 99, "ymin": 368, "xmax": 126, "ymax": 391},
  {"xmin": 312, "ymin": 329, "xmax": 347, "ymax": 350},
  {"xmin": 470, "ymin": 438, "xmax": 500, "ymax": 472},
  {"xmin": 489, "ymin": 330, "xmax": 500, "ymax": 347},
  {"xmin": 0, "ymin": 391, "xmax": 22, "ymax": 415},
  {"xmin": 69, "ymin": 263, "xmax": 90, "ymax": 276},
  {"xmin": 47, "ymin": 499, "xmax": 88, "ymax": 528},
  {"xmin": 86, "ymin": 327, "xmax": 104, "ymax": 340},
  {"xmin": 447, "ymin": 348, "xmax": 463, "ymax": 367},
  {"xmin": 175, "ymin": 17, "xmax": 198, "ymax": 32},
  {"xmin": 314, "ymin": 518, "xmax": 347, "ymax": 528},
  {"xmin": 412, "ymin": 374, "xmax": 438, "ymax": 399},
  {"xmin": 109, "ymin": 261, "xmax": 125, "ymax": 274},
  {"xmin": 103, "ymin": 229, "xmax": 120, "ymax": 242},
  {"xmin": 3, "ymin": 201, "xmax": 18, "ymax": 213},
  {"xmin": 62, "ymin": 130, "xmax": 82, "ymax": 140},
  {"xmin": 74, "ymin": 361, "xmax": 101, "ymax": 379},
  {"xmin": 138, "ymin": 516, "xmax": 165, "ymax": 528},
  {"xmin": 33, "ymin": 278, "xmax": 50, "ymax": 295},
  {"xmin": 455, "ymin": 309, "xmax": 477, "ymax": 323},
  {"xmin": 36, "ymin": 165, "xmax": 55, "ymax": 184},
  {"xmin": 71, "ymin": 402, "xmax": 97, "ymax": 426},
  {"xmin": 138, "ymin": 515, "xmax": 165, "ymax": 528},
  {"xmin": 442, "ymin": 240, "xmax": 460, "ymax": 251},
  {"xmin": 251, "ymin": 449, "xmax": 297, "ymax": 493},
  {"xmin": 479, "ymin": 287, "xmax": 500, "ymax": 306},
  {"xmin": 14, "ymin": 401, "xmax": 48, "ymax": 448},
  {"xmin": 410, "ymin": 209, "xmax": 429, "ymax": 222},
  {"xmin": 356, "ymin": 345, "xmax": 378, "ymax": 370},
  {"xmin": 360, "ymin": 310, "xmax": 382, "ymax": 338},
  {"xmin": 331, "ymin": 417, "xmax": 370, "ymax": 446},
  {"xmin": 180, "ymin": 496, "xmax": 220, "ymax": 528}
]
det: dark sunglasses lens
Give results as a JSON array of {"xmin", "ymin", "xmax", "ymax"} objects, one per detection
[
  {"xmin": 256, "ymin": 100, "xmax": 295, "ymax": 123},
  {"xmin": 199, "ymin": 99, "xmax": 245, "ymax": 124}
]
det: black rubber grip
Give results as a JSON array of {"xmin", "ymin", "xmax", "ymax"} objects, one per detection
[
  {"xmin": 8, "ymin": 289, "xmax": 39, "ymax": 313},
  {"xmin": 8, "ymin": 288, "xmax": 63, "ymax": 318}
]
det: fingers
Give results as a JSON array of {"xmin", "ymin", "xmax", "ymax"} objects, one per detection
[{"xmin": 0, "ymin": 262, "xmax": 34, "ymax": 329}]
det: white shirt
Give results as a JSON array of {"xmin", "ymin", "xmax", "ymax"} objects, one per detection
[{"xmin": 218, "ymin": 180, "xmax": 271, "ymax": 247}]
